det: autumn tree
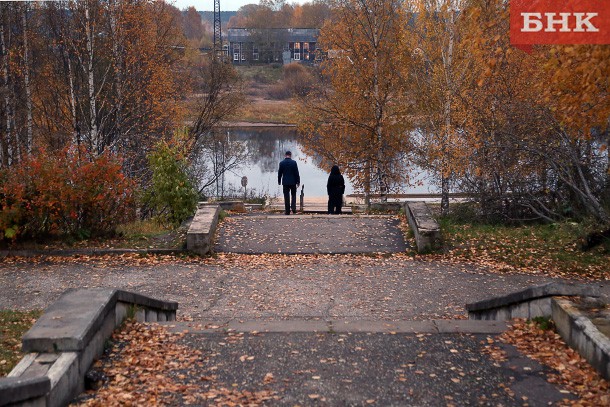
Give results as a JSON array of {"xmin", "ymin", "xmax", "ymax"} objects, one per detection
[
  {"xmin": 183, "ymin": 6, "xmax": 204, "ymax": 41},
  {"xmin": 406, "ymin": 0, "xmax": 473, "ymax": 215},
  {"xmin": 542, "ymin": 45, "xmax": 610, "ymax": 205},
  {"xmin": 448, "ymin": 0, "xmax": 609, "ymax": 225},
  {"xmin": 0, "ymin": 2, "xmax": 40, "ymax": 165},
  {"xmin": 292, "ymin": 1, "xmax": 332, "ymax": 28},
  {"xmin": 298, "ymin": 0, "xmax": 415, "ymax": 205},
  {"xmin": 31, "ymin": 0, "xmax": 188, "ymax": 176}
]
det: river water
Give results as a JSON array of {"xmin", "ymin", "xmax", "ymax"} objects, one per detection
[{"xmin": 220, "ymin": 126, "xmax": 436, "ymax": 198}]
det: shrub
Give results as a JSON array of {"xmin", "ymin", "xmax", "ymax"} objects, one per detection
[
  {"xmin": 0, "ymin": 147, "xmax": 136, "ymax": 240},
  {"xmin": 283, "ymin": 63, "xmax": 314, "ymax": 97},
  {"xmin": 145, "ymin": 139, "xmax": 198, "ymax": 227},
  {"xmin": 267, "ymin": 63, "xmax": 315, "ymax": 100}
]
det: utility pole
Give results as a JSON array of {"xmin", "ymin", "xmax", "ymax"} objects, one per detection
[{"xmin": 213, "ymin": 0, "xmax": 222, "ymax": 56}]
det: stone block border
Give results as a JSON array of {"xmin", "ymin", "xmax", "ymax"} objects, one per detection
[
  {"xmin": 552, "ymin": 298, "xmax": 610, "ymax": 380},
  {"xmin": 403, "ymin": 201, "xmax": 441, "ymax": 252},
  {"xmin": 186, "ymin": 205, "xmax": 220, "ymax": 256},
  {"xmin": 0, "ymin": 288, "xmax": 178, "ymax": 407},
  {"xmin": 467, "ymin": 283, "xmax": 610, "ymax": 383},
  {"xmin": 199, "ymin": 201, "xmax": 263, "ymax": 212},
  {"xmin": 466, "ymin": 282, "xmax": 600, "ymax": 320}
]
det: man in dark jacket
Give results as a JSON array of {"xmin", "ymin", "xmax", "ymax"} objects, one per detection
[{"xmin": 278, "ymin": 151, "xmax": 300, "ymax": 215}]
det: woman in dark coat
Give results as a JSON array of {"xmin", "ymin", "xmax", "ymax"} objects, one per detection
[{"xmin": 327, "ymin": 165, "xmax": 345, "ymax": 214}]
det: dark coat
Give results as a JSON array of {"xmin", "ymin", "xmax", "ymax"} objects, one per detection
[
  {"xmin": 327, "ymin": 165, "xmax": 345, "ymax": 196},
  {"xmin": 278, "ymin": 157, "xmax": 300, "ymax": 186}
]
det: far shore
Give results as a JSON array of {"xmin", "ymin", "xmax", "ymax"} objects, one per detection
[{"xmin": 221, "ymin": 121, "xmax": 297, "ymax": 127}]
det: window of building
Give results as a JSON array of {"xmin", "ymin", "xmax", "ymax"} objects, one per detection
[
  {"xmin": 294, "ymin": 42, "xmax": 301, "ymax": 50},
  {"xmin": 241, "ymin": 53, "xmax": 246, "ymax": 61},
  {"xmin": 253, "ymin": 52, "xmax": 259, "ymax": 60},
  {"xmin": 234, "ymin": 52, "xmax": 239, "ymax": 61},
  {"xmin": 303, "ymin": 42, "xmax": 309, "ymax": 51},
  {"xmin": 294, "ymin": 52, "xmax": 300, "ymax": 60}
]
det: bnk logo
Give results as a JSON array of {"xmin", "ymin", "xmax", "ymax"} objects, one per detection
[
  {"xmin": 510, "ymin": 0, "xmax": 610, "ymax": 49},
  {"xmin": 521, "ymin": 13, "xmax": 598, "ymax": 32}
]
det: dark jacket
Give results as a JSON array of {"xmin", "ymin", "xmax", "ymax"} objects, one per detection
[
  {"xmin": 327, "ymin": 165, "xmax": 345, "ymax": 196},
  {"xmin": 278, "ymin": 157, "xmax": 300, "ymax": 186}
]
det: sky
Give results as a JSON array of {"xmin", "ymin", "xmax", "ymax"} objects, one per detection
[
  {"xmin": 171, "ymin": 0, "xmax": 302, "ymax": 12},
  {"xmin": 170, "ymin": 0, "xmax": 238, "ymax": 12}
]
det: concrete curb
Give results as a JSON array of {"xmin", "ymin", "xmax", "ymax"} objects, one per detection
[
  {"xmin": 256, "ymin": 214, "xmax": 394, "ymax": 219},
  {"xmin": 0, "ymin": 376, "xmax": 50, "ymax": 407},
  {"xmin": 552, "ymin": 298, "xmax": 610, "ymax": 380},
  {"xmin": 466, "ymin": 282, "xmax": 600, "ymax": 320},
  {"xmin": 199, "ymin": 201, "xmax": 264, "ymax": 211},
  {"xmin": 162, "ymin": 319, "xmax": 509, "ymax": 335},
  {"xmin": 403, "ymin": 202, "xmax": 441, "ymax": 252},
  {"xmin": 0, "ymin": 248, "xmax": 185, "ymax": 259},
  {"xmin": 0, "ymin": 289, "xmax": 178, "ymax": 407},
  {"xmin": 186, "ymin": 205, "xmax": 220, "ymax": 256}
]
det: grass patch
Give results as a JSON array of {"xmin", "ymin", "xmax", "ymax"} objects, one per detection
[
  {"xmin": 230, "ymin": 65, "xmax": 298, "ymax": 124},
  {"xmin": 0, "ymin": 310, "xmax": 41, "ymax": 376},
  {"xmin": 236, "ymin": 65, "xmax": 284, "ymax": 83},
  {"xmin": 440, "ymin": 218, "xmax": 609, "ymax": 278},
  {"xmin": 116, "ymin": 219, "xmax": 172, "ymax": 241},
  {"xmin": 530, "ymin": 316, "xmax": 554, "ymax": 331},
  {"xmin": 231, "ymin": 98, "xmax": 297, "ymax": 124}
]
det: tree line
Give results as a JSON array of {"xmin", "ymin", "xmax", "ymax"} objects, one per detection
[
  {"xmin": 0, "ymin": 0, "xmax": 243, "ymax": 239},
  {"xmin": 298, "ymin": 0, "xmax": 610, "ymax": 230}
]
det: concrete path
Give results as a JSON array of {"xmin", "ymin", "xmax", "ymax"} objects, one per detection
[
  {"xmin": 1, "ymin": 255, "xmax": 608, "ymax": 322},
  {"xmin": 215, "ymin": 215, "xmax": 408, "ymax": 254},
  {"xmin": 163, "ymin": 328, "xmax": 571, "ymax": 406},
  {"xmin": 2, "ymin": 210, "xmax": 608, "ymax": 405}
]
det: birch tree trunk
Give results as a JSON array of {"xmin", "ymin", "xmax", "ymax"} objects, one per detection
[
  {"xmin": 84, "ymin": 1, "xmax": 99, "ymax": 155},
  {"xmin": 22, "ymin": 4, "xmax": 33, "ymax": 155},
  {"xmin": 440, "ymin": 6, "xmax": 455, "ymax": 216},
  {"xmin": 0, "ymin": 10, "xmax": 12, "ymax": 166},
  {"xmin": 109, "ymin": 0, "xmax": 123, "ymax": 152}
]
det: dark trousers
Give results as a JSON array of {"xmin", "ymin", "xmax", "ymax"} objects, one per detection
[
  {"xmin": 283, "ymin": 185, "xmax": 297, "ymax": 214},
  {"xmin": 328, "ymin": 193, "xmax": 343, "ymax": 214}
]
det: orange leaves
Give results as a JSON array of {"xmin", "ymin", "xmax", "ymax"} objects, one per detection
[
  {"xmin": 0, "ymin": 147, "xmax": 135, "ymax": 240},
  {"xmin": 501, "ymin": 319, "xmax": 610, "ymax": 406},
  {"xmin": 78, "ymin": 321, "xmax": 203, "ymax": 406},
  {"xmin": 77, "ymin": 320, "xmax": 280, "ymax": 406}
]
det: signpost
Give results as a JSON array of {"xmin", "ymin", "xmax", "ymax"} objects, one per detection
[{"xmin": 241, "ymin": 176, "xmax": 248, "ymax": 201}]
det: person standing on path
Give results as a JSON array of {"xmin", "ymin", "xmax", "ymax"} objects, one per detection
[
  {"xmin": 327, "ymin": 164, "xmax": 345, "ymax": 214},
  {"xmin": 278, "ymin": 150, "xmax": 300, "ymax": 215}
]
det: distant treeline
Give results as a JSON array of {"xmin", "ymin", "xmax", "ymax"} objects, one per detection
[{"xmin": 199, "ymin": 11, "xmax": 238, "ymax": 25}]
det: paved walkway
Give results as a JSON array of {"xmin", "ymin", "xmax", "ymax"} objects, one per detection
[
  {"xmin": 168, "ymin": 329, "xmax": 571, "ymax": 406},
  {"xmin": 215, "ymin": 215, "xmax": 408, "ymax": 254},
  {"xmin": 2, "ymin": 213, "xmax": 608, "ymax": 405}
]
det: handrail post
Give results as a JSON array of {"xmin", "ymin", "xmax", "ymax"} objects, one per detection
[{"xmin": 299, "ymin": 184, "xmax": 304, "ymax": 212}]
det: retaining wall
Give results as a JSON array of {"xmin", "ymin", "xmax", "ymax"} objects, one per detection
[
  {"xmin": 186, "ymin": 205, "xmax": 220, "ymax": 255},
  {"xmin": 466, "ymin": 282, "xmax": 599, "ymax": 320},
  {"xmin": 0, "ymin": 289, "xmax": 177, "ymax": 407},
  {"xmin": 403, "ymin": 202, "xmax": 441, "ymax": 252},
  {"xmin": 552, "ymin": 298, "xmax": 610, "ymax": 380}
]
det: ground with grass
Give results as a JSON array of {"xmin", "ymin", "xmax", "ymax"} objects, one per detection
[
  {"xmin": 0, "ymin": 310, "xmax": 41, "ymax": 376},
  {"xmin": 228, "ymin": 65, "xmax": 300, "ymax": 124},
  {"xmin": 437, "ymin": 218, "xmax": 609, "ymax": 279},
  {"xmin": 0, "ymin": 219, "xmax": 189, "ymax": 252}
]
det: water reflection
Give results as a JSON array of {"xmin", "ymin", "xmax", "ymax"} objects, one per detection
[
  {"xmin": 219, "ymin": 126, "xmax": 436, "ymax": 198},
  {"xmin": 221, "ymin": 126, "xmax": 354, "ymax": 198}
]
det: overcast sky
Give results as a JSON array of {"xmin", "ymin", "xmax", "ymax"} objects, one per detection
[
  {"xmin": 171, "ymin": 0, "xmax": 305, "ymax": 12},
  {"xmin": 171, "ymin": 0, "xmax": 259, "ymax": 12}
]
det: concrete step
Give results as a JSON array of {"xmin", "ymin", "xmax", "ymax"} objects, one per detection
[{"xmin": 159, "ymin": 319, "xmax": 508, "ymax": 334}]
